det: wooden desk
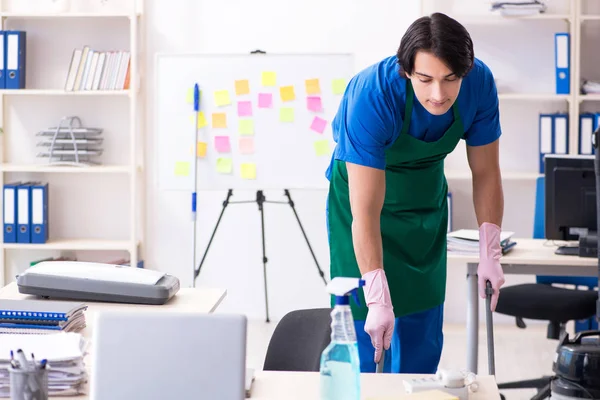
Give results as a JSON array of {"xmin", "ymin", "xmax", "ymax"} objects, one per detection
[
  {"xmin": 448, "ymin": 238, "xmax": 598, "ymax": 374},
  {"xmin": 249, "ymin": 371, "xmax": 500, "ymax": 399},
  {"xmin": 0, "ymin": 282, "xmax": 227, "ymax": 398}
]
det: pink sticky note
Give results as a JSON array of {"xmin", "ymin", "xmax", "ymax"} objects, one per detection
[
  {"xmin": 258, "ymin": 93, "xmax": 273, "ymax": 108},
  {"xmin": 307, "ymin": 96, "xmax": 322, "ymax": 112},
  {"xmin": 215, "ymin": 136, "xmax": 231, "ymax": 153},
  {"xmin": 237, "ymin": 101, "xmax": 253, "ymax": 117},
  {"xmin": 310, "ymin": 116, "xmax": 327, "ymax": 134},
  {"xmin": 239, "ymin": 137, "xmax": 255, "ymax": 154}
]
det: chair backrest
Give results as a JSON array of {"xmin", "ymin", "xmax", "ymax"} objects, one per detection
[
  {"xmin": 534, "ymin": 176, "xmax": 598, "ymax": 289},
  {"xmin": 263, "ymin": 308, "xmax": 332, "ymax": 372}
]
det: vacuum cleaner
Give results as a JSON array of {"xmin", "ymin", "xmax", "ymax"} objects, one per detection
[{"xmin": 548, "ymin": 128, "xmax": 600, "ymax": 399}]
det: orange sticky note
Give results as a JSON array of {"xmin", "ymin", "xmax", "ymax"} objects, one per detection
[
  {"xmin": 239, "ymin": 137, "xmax": 255, "ymax": 154},
  {"xmin": 305, "ymin": 78, "xmax": 321, "ymax": 95},
  {"xmin": 235, "ymin": 79, "xmax": 250, "ymax": 95},
  {"xmin": 280, "ymin": 85, "xmax": 296, "ymax": 102},
  {"xmin": 241, "ymin": 163, "xmax": 257, "ymax": 179},
  {"xmin": 212, "ymin": 113, "xmax": 227, "ymax": 128},
  {"xmin": 196, "ymin": 141, "xmax": 207, "ymax": 157}
]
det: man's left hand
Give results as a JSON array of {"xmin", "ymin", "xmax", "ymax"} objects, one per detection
[{"xmin": 477, "ymin": 222, "xmax": 506, "ymax": 311}]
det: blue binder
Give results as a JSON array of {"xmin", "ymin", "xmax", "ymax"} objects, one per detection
[
  {"xmin": 553, "ymin": 113, "xmax": 569, "ymax": 155},
  {"xmin": 5, "ymin": 30, "xmax": 26, "ymax": 90},
  {"xmin": 31, "ymin": 183, "xmax": 48, "ymax": 244},
  {"xmin": 16, "ymin": 182, "xmax": 37, "ymax": 243},
  {"xmin": 579, "ymin": 113, "xmax": 595, "ymax": 155},
  {"xmin": 554, "ymin": 33, "xmax": 570, "ymax": 95},
  {"xmin": 539, "ymin": 113, "xmax": 554, "ymax": 174},
  {"xmin": 3, "ymin": 182, "xmax": 19, "ymax": 243},
  {"xmin": 0, "ymin": 31, "xmax": 6, "ymax": 89}
]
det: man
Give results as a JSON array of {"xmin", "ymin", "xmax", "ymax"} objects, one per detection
[{"xmin": 326, "ymin": 12, "xmax": 505, "ymax": 374}]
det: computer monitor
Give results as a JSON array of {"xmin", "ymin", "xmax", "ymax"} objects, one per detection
[{"xmin": 545, "ymin": 154, "xmax": 597, "ymax": 255}]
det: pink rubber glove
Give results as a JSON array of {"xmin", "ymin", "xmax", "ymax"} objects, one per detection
[
  {"xmin": 362, "ymin": 268, "xmax": 395, "ymax": 364},
  {"xmin": 478, "ymin": 222, "xmax": 506, "ymax": 312}
]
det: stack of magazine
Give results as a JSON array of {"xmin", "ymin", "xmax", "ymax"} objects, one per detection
[
  {"xmin": 0, "ymin": 300, "xmax": 87, "ymax": 334},
  {"xmin": 0, "ymin": 332, "xmax": 88, "ymax": 396},
  {"xmin": 447, "ymin": 229, "xmax": 517, "ymax": 255}
]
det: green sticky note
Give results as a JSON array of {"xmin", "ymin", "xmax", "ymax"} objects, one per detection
[
  {"xmin": 239, "ymin": 119, "xmax": 255, "ymax": 135},
  {"xmin": 314, "ymin": 140, "xmax": 330, "ymax": 156},
  {"xmin": 279, "ymin": 107, "xmax": 294, "ymax": 122},
  {"xmin": 332, "ymin": 78, "xmax": 347, "ymax": 95},
  {"xmin": 186, "ymin": 88, "xmax": 194, "ymax": 104},
  {"xmin": 214, "ymin": 90, "xmax": 231, "ymax": 106},
  {"xmin": 216, "ymin": 157, "xmax": 233, "ymax": 174},
  {"xmin": 174, "ymin": 161, "xmax": 190, "ymax": 176}
]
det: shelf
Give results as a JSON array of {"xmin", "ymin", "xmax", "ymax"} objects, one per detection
[
  {"xmin": 580, "ymin": 15, "xmax": 600, "ymax": 21},
  {"xmin": 0, "ymin": 12, "xmax": 141, "ymax": 18},
  {"xmin": 2, "ymin": 239, "xmax": 136, "ymax": 251},
  {"xmin": 0, "ymin": 164, "xmax": 132, "ymax": 174},
  {"xmin": 454, "ymin": 13, "xmax": 571, "ymax": 24},
  {"xmin": 579, "ymin": 94, "xmax": 600, "ymax": 102},
  {"xmin": 0, "ymin": 89, "xmax": 130, "ymax": 96},
  {"xmin": 445, "ymin": 170, "xmax": 541, "ymax": 180},
  {"xmin": 498, "ymin": 93, "xmax": 570, "ymax": 101}
]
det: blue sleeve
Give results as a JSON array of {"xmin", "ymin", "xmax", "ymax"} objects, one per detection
[
  {"xmin": 464, "ymin": 63, "xmax": 502, "ymax": 146},
  {"xmin": 331, "ymin": 78, "xmax": 396, "ymax": 170}
]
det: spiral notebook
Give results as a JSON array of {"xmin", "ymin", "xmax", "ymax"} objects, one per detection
[{"xmin": 0, "ymin": 299, "xmax": 87, "ymax": 334}]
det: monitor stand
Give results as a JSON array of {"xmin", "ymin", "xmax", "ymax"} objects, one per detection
[{"xmin": 555, "ymin": 246, "xmax": 580, "ymax": 256}]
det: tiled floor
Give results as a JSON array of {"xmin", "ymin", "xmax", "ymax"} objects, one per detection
[{"xmin": 246, "ymin": 319, "xmax": 561, "ymax": 400}]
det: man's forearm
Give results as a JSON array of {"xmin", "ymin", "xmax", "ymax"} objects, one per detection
[
  {"xmin": 472, "ymin": 168, "xmax": 504, "ymax": 227},
  {"xmin": 352, "ymin": 217, "xmax": 384, "ymax": 275}
]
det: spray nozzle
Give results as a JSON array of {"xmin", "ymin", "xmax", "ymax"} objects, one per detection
[{"xmin": 326, "ymin": 277, "xmax": 365, "ymax": 307}]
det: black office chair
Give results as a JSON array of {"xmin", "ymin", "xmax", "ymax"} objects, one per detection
[
  {"xmin": 263, "ymin": 308, "xmax": 332, "ymax": 371},
  {"xmin": 494, "ymin": 283, "xmax": 598, "ymax": 399}
]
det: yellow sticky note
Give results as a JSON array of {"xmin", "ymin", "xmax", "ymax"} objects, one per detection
[
  {"xmin": 314, "ymin": 139, "xmax": 330, "ymax": 156},
  {"xmin": 216, "ymin": 157, "xmax": 233, "ymax": 174},
  {"xmin": 214, "ymin": 90, "xmax": 231, "ymax": 106},
  {"xmin": 262, "ymin": 71, "xmax": 276, "ymax": 87},
  {"xmin": 174, "ymin": 161, "xmax": 190, "ymax": 176},
  {"xmin": 196, "ymin": 141, "xmax": 207, "ymax": 157},
  {"xmin": 305, "ymin": 78, "xmax": 321, "ymax": 95},
  {"xmin": 212, "ymin": 113, "xmax": 227, "ymax": 128},
  {"xmin": 280, "ymin": 85, "xmax": 296, "ymax": 102},
  {"xmin": 332, "ymin": 78, "xmax": 347, "ymax": 95},
  {"xmin": 239, "ymin": 119, "xmax": 255, "ymax": 135},
  {"xmin": 196, "ymin": 111, "xmax": 207, "ymax": 128},
  {"xmin": 279, "ymin": 107, "xmax": 294, "ymax": 122},
  {"xmin": 241, "ymin": 163, "xmax": 256, "ymax": 180},
  {"xmin": 186, "ymin": 88, "xmax": 194, "ymax": 104},
  {"xmin": 235, "ymin": 79, "xmax": 250, "ymax": 95}
]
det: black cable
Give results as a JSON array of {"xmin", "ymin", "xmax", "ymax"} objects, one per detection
[{"xmin": 549, "ymin": 376, "xmax": 598, "ymax": 399}]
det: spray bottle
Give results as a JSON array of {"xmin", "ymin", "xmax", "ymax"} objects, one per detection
[{"xmin": 319, "ymin": 277, "xmax": 364, "ymax": 400}]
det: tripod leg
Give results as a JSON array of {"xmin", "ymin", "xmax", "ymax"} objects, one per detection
[
  {"xmin": 284, "ymin": 189, "xmax": 327, "ymax": 285},
  {"xmin": 257, "ymin": 190, "xmax": 270, "ymax": 323},
  {"xmin": 194, "ymin": 190, "xmax": 233, "ymax": 285}
]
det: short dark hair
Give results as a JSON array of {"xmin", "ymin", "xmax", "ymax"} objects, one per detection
[{"xmin": 397, "ymin": 12, "xmax": 474, "ymax": 78}]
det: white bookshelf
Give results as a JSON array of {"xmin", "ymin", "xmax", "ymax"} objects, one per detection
[{"xmin": 0, "ymin": 0, "xmax": 145, "ymax": 285}]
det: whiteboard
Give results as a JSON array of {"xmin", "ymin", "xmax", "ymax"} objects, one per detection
[{"xmin": 155, "ymin": 53, "xmax": 355, "ymax": 191}]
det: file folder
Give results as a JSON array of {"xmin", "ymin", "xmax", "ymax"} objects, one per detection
[
  {"xmin": 31, "ymin": 183, "xmax": 48, "ymax": 244},
  {"xmin": 5, "ymin": 31, "xmax": 26, "ymax": 90},
  {"xmin": 0, "ymin": 31, "xmax": 5, "ymax": 89},
  {"xmin": 539, "ymin": 114, "xmax": 553, "ymax": 174},
  {"xmin": 553, "ymin": 113, "xmax": 568, "ymax": 155},
  {"xmin": 554, "ymin": 33, "xmax": 570, "ymax": 95},
  {"xmin": 16, "ymin": 182, "xmax": 36, "ymax": 243},
  {"xmin": 579, "ymin": 113, "xmax": 595, "ymax": 155},
  {"xmin": 3, "ymin": 182, "xmax": 19, "ymax": 243}
]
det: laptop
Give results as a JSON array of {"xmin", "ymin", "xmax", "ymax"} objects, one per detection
[{"xmin": 90, "ymin": 311, "xmax": 248, "ymax": 400}]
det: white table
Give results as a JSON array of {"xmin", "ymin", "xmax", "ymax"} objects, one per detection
[
  {"xmin": 250, "ymin": 371, "xmax": 500, "ymax": 399},
  {"xmin": 0, "ymin": 282, "xmax": 227, "ymax": 399},
  {"xmin": 448, "ymin": 238, "xmax": 598, "ymax": 373}
]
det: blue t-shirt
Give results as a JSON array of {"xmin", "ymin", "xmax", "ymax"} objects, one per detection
[{"xmin": 326, "ymin": 56, "xmax": 501, "ymax": 179}]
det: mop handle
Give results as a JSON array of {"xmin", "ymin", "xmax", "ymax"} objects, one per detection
[{"xmin": 485, "ymin": 280, "xmax": 496, "ymax": 376}]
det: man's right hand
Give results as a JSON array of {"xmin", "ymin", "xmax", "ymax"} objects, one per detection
[{"xmin": 362, "ymin": 268, "xmax": 395, "ymax": 364}]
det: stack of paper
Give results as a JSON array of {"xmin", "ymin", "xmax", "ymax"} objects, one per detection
[
  {"xmin": 490, "ymin": 0, "xmax": 547, "ymax": 16},
  {"xmin": 0, "ymin": 299, "xmax": 87, "ymax": 334},
  {"xmin": 447, "ymin": 229, "xmax": 516, "ymax": 255},
  {"xmin": 0, "ymin": 332, "xmax": 88, "ymax": 397}
]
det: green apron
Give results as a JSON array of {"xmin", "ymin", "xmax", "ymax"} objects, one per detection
[{"xmin": 327, "ymin": 80, "xmax": 465, "ymax": 320}]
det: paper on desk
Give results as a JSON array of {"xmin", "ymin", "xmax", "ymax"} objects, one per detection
[
  {"xmin": 0, "ymin": 332, "xmax": 85, "ymax": 362},
  {"xmin": 366, "ymin": 389, "xmax": 459, "ymax": 399}
]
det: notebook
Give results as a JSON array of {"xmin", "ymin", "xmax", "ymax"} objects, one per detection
[{"xmin": 0, "ymin": 299, "xmax": 87, "ymax": 321}]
